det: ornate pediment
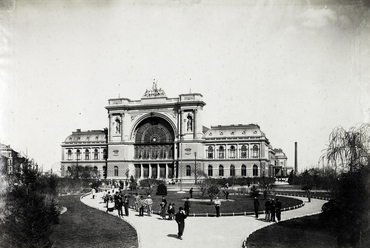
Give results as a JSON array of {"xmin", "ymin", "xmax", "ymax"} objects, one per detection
[{"xmin": 142, "ymin": 80, "xmax": 167, "ymax": 98}]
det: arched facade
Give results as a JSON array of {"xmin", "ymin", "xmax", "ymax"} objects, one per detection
[{"xmin": 61, "ymin": 82, "xmax": 289, "ymax": 180}]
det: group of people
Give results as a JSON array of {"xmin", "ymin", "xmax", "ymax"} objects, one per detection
[
  {"xmin": 102, "ymin": 190, "xmax": 130, "ymax": 218},
  {"xmin": 253, "ymin": 197, "xmax": 282, "ymax": 222}
]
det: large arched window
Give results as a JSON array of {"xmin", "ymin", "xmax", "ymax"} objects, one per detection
[
  {"xmin": 219, "ymin": 165, "xmax": 224, "ymax": 177},
  {"xmin": 218, "ymin": 146, "xmax": 225, "ymax": 159},
  {"xmin": 253, "ymin": 164, "xmax": 258, "ymax": 177},
  {"xmin": 241, "ymin": 164, "xmax": 247, "ymax": 177},
  {"xmin": 230, "ymin": 165, "xmax": 235, "ymax": 177},
  {"xmin": 229, "ymin": 146, "xmax": 236, "ymax": 158},
  {"xmin": 252, "ymin": 145, "xmax": 259, "ymax": 158},
  {"xmin": 67, "ymin": 150, "xmax": 72, "ymax": 160},
  {"xmin": 67, "ymin": 166, "xmax": 72, "ymax": 177},
  {"xmin": 76, "ymin": 149, "xmax": 81, "ymax": 160},
  {"xmin": 207, "ymin": 146, "xmax": 214, "ymax": 159},
  {"xmin": 85, "ymin": 149, "xmax": 90, "ymax": 160},
  {"xmin": 186, "ymin": 165, "xmax": 191, "ymax": 176},
  {"xmin": 208, "ymin": 165, "xmax": 213, "ymax": 177},
  {"xmin": 240, "ymin": 145, "xmax": 247, "ymax": 158},
  {"xmin": 114, "ymin": 166, "xmax": 119, "ymax": 177},
  {"xmin": 93, "ymin": 166, "xmax": 98, "ymax": 177},
  {"xmin": 94, "ymin": 149, "xmax": 99, "ymax": 160}
]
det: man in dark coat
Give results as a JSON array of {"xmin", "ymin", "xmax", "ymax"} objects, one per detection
[
  {"xmin": 189, "ymin": 188, "xmax": 193, "ymax": 198},
  {"xmin": 270, "ymin": 199, "xmax": 276, "ymax": 222},
  {"xmin": 175, "ymin": 207, "xmax": 187, "ymax": 240},
  {"xmin": 275, "ymin": 198, "xmax": 282, "ymax": 222},
  {"xmin": 184, "ymin": 198, "xmax": 191, "ymax": 216},
  {"xmin": 253, "ymin": 197, "xmax": 260, "ymax": 218}
]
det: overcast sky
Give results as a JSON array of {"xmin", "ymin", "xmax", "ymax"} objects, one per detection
[{"xmin": 1, "ymin": 0, "xmax": 369, "ymax": 174}]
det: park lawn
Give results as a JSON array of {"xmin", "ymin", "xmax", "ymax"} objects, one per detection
[
  {"xmin": 123, "ymin": 190, "xmax": 302, "ymax": 215},
  {"xmin": 51, "ymin": 195, "xmax": 138, "ymax": 248},
  {"xmin": 246, "ymin": 214, "xmax": 337, "ymax": 248}
]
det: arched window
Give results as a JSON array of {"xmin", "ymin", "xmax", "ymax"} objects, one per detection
[
  {"xmin": 240, "ymin": 145, "xmax": 247, "ymax": 158},
  {"xmin": 67, "ymin": 166, "xmax": 72, "ymax": 177},
  {"xmin": 94, "ymin": 149, "xmax": 99, "ymax": 160},
  {"xmin": 85, "ymin": 149, "xmax": 90, "ymax": 160},
  {"xmin": 253, "ymin": 164, "xmax": 258, "ymax": 177},
  {"xmin": 207, "ymin": 146, "xmax": 214, "ymax": 159},
  {"xmin": 252, "ymin": 145, "xmax": 259, "ymax": 158},
  {"xmin": 208, "ymin": 165, "xmax": 213, "ymax": 177},
  {"xmin": 229, "ymin": 146, "xmax": 236, "ymax": 158},
  {"xmin": 114, "ymin": 166, "xmax": 119, "ymax": 177},
  {"xmin": 241, "ymin": 164, "xmax": 247, "ymax": 177},
  {"xmin": 76, "ymin": 149, "xmax": 81, "ymax": 160},
  {"xmin": 219, "ymin": 165, "xmax": 224, "ymax": 177},
  {"xmin": 67, "ymin": 150, "xmax": 72, "ymax": 160},
  {"xmin": 186, "ymin": 165, "xmax": 191, "ymax": 176},
  {"xmin": 230, "ymin": 165, "xmax": 235, "ymax": 177},
  {"xmin": 218, "ymin": 146, "xmax": 225, "ymax": 159}
]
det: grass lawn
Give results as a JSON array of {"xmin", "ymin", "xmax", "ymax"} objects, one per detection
[
  {"xmin": 246, "ymin": 214, "xmax": 337, "ymax": 248},
  {"xmin": 51, "ymin": 195, "xmax": 138, "ymax": 248},
  {"xmin": 120, "ymin": 190, "xmax": 302, "ymax": 215}
]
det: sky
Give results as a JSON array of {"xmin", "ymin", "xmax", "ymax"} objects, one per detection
[{"xmin": 0, "ymin": 0, "xmax": 369, "ymax": 174}]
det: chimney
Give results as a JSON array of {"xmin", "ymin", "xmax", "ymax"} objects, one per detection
[{"xmin": 294, "ymin": 142, "xmax": 298, "ymax": 174}]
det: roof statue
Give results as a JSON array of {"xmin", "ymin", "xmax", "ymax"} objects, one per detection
[{"xmin": 143, "ymin": 79, "xmax": 167, "ymax": 98}]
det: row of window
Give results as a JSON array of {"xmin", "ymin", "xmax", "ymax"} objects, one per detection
[
  {"xmin": 185, "ymin": 164, "xmax": 259, "ymax": 177},
  {"xmin": 206, "ymin": 145, "xmax": 260, "ymax": 159},
  {"xmin": 67, "ymin": 149, "xmax": 107, "ymax": 161}
]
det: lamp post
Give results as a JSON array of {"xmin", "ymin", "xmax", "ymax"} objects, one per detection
[
  {"xmin": 178, "ymin": 134, "xmax": 184, "ymax": 193},
  {"xmin": 194, "ymin": 152, "xmax": 197, "ymax": 185}
]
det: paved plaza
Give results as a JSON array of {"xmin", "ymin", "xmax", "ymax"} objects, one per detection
[{"xmin": 81, "ymin": 192, "xmax": 326, "ymax": 248}]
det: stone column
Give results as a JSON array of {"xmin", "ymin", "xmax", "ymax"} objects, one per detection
[
  {"xmin": 165, "ymin": 164, "xmax": 168, "ymax": 179},
  {"xmin": 149, "ymin": 164, "xmax": 152, "ymax": 178}
]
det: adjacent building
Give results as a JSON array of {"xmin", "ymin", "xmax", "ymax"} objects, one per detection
[{"xmin": 61, "ymin": 82, "xmax": 288, "ymax": 181}]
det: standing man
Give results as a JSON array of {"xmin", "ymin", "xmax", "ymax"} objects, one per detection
[
  {"xmin": 175, "ymin": 207, "xmax": 187, "ymax": 240},
  {"xmin": 184, "ymin": 198, "xmax": 191, "ymax": 216},
  {"xmin": 270, "ymin": 198, "xmax": 276, "ymax": 222},
  {"xmin": 214, "ymin": 197, "xmax": 221, "ymax": 217},
  {"xmin": 275, "ymin": 198, "xmax": 282, "ymax": 222},
  {"xmin": 189, "ymin": 188, "xmax": 193, "ymax": 198},
  {"xmin": 253, "ymin": 197, "xmax": 260, "ymax": 219},
  {"xmin": 123, "ymin": 195, "xmax": 129, "ymax": 216},
  {"xmin": 264, "ymin": 198, "xmax": 271, "ymax": 222}
]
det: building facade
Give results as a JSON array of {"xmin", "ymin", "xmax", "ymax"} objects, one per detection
[{"xmin": 61, "ymin": 83, "xmax": 288, "ymax": 181}]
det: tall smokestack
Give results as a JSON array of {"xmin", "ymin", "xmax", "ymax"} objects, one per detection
[{"xmin": 294, "ymin": 142, "xmax": 298, "ymax": 174}]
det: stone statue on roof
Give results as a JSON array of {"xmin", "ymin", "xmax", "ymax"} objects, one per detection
[{"xmin": 142, "ymin": 79, "xmax": 166, "ymax": 98}]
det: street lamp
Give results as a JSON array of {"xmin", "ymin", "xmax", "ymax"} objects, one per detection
[
  {"xmin": 194, "ymin": 152, "xmax": 197, "ymax": 185},
  {"xmin": 178, "ymin": 134, "xmax": 184, "ymax": 193}
]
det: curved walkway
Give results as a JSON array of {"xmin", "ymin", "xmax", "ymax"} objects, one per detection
[{"xmin": 81, "ymin": 193, "xmax": 326, "ymax": 248}]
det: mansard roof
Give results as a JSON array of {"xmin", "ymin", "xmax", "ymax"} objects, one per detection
[
  {"xmin": 204, "ymin": 124, "xmax": 267, "ymax": 139},
  {"xmin": 63, "ymin": 129, "xmax": 106, "ymax": 144}
]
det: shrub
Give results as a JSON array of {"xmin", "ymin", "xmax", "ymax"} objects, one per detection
[{"xmin": 156, "ymin": 184, "xmax": 167, "ymax": 195}]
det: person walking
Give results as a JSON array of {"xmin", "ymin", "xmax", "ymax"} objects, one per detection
[
  {"xmin": 189, "ymin": 188, "xmax": 193, "ymax": 198},
  {"xmin": 184, "ymin": 198, "xmax": 191, "ymax": 216},
  {"xmin": 264, "ymin": 198, "xmax": 271, "ymax": 222},
  {"xmin": 253, "ymin": 197, "xmax": 260, "ymax": 218},
  {"xmin": 275, "ymin": 198, "xmax": 282, "ymax": 222},
  {"xmin": 175, "ymin": 207, "xmax": 187, "ymax": 240},
  {"xmin": 214, "ymin": 197, "xmax": 221, "ymax": 217},
  {"xmin": 123, "ymin": 195, "xmax": 129, "ymax": 216}
]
